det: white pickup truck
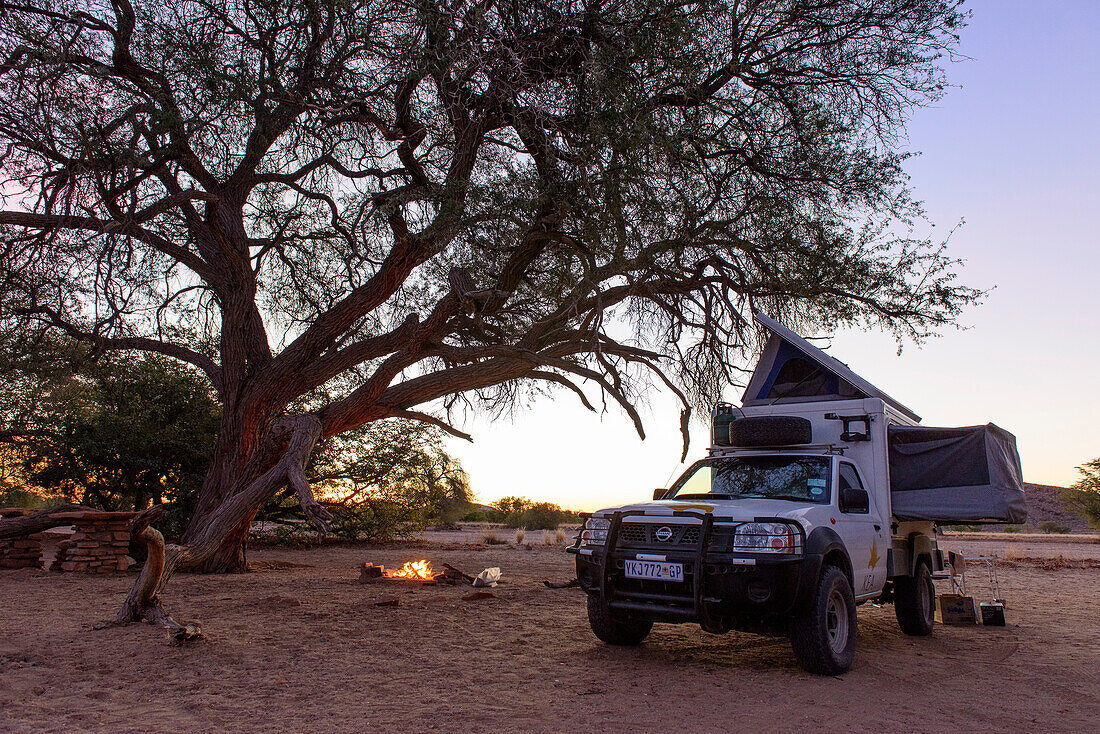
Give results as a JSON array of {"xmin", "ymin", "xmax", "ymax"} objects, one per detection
[{"xmin": 569, "ymin": 314, "xmax": 1025, "ymax": 675}]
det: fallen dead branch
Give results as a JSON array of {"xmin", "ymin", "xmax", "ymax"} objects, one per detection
[{"xmin": 0, "ymin": 504, "xmax": 93, "ymax": 540}]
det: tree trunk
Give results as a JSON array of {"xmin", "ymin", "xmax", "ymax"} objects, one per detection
[
  {"xmin": 180, "ymin": 401, "xmax": 271, "ymax": 572},
  {"xmin": 187, "ymin": 512, "xmax": 254, "ymax": 573}
]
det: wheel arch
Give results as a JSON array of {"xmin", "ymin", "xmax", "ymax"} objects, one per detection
[
  {"xmin": 806, "ymin": 527, "xmax": 853, "ymax": 585},
  {"xmin": 907, "ymin": 532, "xmax": 935, "ymax": 576}
]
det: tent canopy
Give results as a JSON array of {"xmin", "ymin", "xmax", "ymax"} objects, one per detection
[
  {"xmin": 888, "ymin": 424, "xmax": 1027, "ymax": 523},
  {"xmin": 741, "ymin": 312, "xmax": 921, "ymax": 422}
]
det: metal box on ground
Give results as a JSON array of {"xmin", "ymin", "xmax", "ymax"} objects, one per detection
[
  {"xmin": 937, "ymin": 594, "xmax": 979, "ymax": 625},
  {"xmin": 980, "ymin": 602, "xmax": 1006, "ymax": 626}
]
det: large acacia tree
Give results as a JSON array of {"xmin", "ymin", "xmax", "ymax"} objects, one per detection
[{"xmin": 1, "ymin": 0, "xmax": 977, "ymax": 619}]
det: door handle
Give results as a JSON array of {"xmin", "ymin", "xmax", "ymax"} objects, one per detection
[{"xmin": 873, "ymin": 525, "xmax": 881, "ymax": 531}]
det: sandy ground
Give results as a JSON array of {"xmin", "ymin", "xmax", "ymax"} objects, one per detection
[{"xmin": 1, "ymin": 534, "xmax": 1098, "ymax": 733}]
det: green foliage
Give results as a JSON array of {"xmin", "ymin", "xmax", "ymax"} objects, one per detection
[
  {"xmin": 1002, "ymin": 525, "xmax": 1020, "ymax": 533},
  {"xmin": 1, "ymin": 2, "xmax": 980, "ymax": 565},
  {"xmin": 1060, "ymin": 458, "xmax": 1100, "ymax": 529},
  {"xmin": 259, "ymin": 418, "xmax": 473, "ymax": 541},
  {"xmin": 460, "ymin": 507, "xmax": 492, "ymax": 523},
  {"xmin": 3, "ymin": 339, "xmax": 472, "ymax": 542},
  {"xmin": 483, "ymin": 496, "xmax": 582, "ymax": 530},
  {"xmin": 1036, "ymin": 520, "xmax": 1070, "ymax": 534},
  {"xmin": 0, "ymin": 340, "xmax": 221, "ymax": 536}
]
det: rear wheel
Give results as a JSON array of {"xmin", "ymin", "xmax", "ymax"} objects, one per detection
[
  {"xmin": 587, "ymin": 595, "xmax": 653, "ymax": 646},
  {"xmin": 790, "ymin": 566, "xmax": 857, "ymax": 675},
  {"xmin": 895, "ymin": 558, "xmax": 935, "ymax": 636}
]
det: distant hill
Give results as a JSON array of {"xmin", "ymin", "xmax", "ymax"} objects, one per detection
[{"xmin": 1022, "ymin": 482, "xmax": 1091, "ymax": 532}]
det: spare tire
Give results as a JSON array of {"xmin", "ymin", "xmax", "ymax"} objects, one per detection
[{"xmin": 729, "ymin": 416, "xmax": 812, "ymax": 447}]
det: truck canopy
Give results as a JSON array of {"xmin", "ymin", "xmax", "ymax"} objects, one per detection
[
  {"xmin": 742, "ymin": 312, "xmax": 920, "ymax": 422},
  {"xmin": 741, "ymin": 313, "xmax": 1026, "ymax": 524},
  {"xmin": 888, "ymin": 424, "xmax": 1027, "ymax": 523}
]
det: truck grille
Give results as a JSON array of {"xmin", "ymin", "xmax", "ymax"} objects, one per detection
[{"xmin": 618, "ymin": 522, "xmax": 702, "ymax": 547}]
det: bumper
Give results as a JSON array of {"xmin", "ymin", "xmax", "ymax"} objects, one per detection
[
  {"xmin": 573, "ymin": 548, "xmax": 821, "ymax": 626},
  {"xmin": 568, "ymin": 511, "xmax": 821, "ymax": 630}
]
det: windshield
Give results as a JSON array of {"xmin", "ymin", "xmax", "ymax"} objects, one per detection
[{"xmin": 667, "ymin": 456, "xmax": 831, "ymax": 503}]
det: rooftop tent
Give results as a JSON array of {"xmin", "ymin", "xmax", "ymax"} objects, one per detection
[
  {"xmin": 888, "ymin": 424, "xmax": 1027, "ymax": 523},
  {"xmin": 742, "ymin": 312, "xmax": 921, "ymax": 422}
]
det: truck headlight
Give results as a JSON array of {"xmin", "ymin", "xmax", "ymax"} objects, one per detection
[
  {"xmin": 580, "ymin": 517, "xmax": 610, "ymax": 545},
  {"xmin": 733, "ymin": 522, "xmax": 802, "ymax": 554}
]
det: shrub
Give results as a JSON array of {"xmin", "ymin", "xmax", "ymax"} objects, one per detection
[
  {"xmin": 461, "ymin": 507, "xmax": 492, "ymax": 522},
  {"xmin": 1037, "ymin": 520, "xmax": 1071, "ymax": 534},
  {"xmin": 497, "ymin": 500, "xmax": 583, "ymax": 530},
  {"xmin": 1003, "ymin": 525, "xmax": 1020, "ymax": 533}
]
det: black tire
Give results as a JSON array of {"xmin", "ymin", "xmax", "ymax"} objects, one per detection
[
  {"xmin": 894, "ymin": 558, "xmax": 935, "ymax": 636},
  {"xmin": 729, "ymin": 416, "xmax": 812, "ymax": 447},
  {"xmin": 586, "ymin": 596, "xmax": 653, "ymax": 646},
  {"xmin": 790, "ymin": 566, "xmax": 857, "ymax": 675}
]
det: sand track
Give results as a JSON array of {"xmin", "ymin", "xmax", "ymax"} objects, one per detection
[{"xmin": 1, "ymin": 537, "xmax": 1097, "ymax": 732}]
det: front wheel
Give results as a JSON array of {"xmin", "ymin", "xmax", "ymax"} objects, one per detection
[
  {"xmin": 894, "ymin": 558, "xmax": 936, "ymax": 636},
  {"xmin": 586, "ymin": 595, "xmax": 653, "ymax": 646},
  {"xmin": 790, "ymin": 566, "xmax": 857, "ymax": 675}
]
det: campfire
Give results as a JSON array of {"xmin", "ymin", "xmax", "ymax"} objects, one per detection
[
  {"xmin": 386, "ymin": 560, "xmax": 435, "ymax": 580},
  {"xmin": 358, "ymin": 560, "xmax": 474, "ymax": 585}
]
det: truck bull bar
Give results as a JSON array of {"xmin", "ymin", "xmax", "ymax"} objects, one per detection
[
  {"xmin": 584, "ymin": 509, "xmax": 809, "ymax": 629},
  {"xmin": 597, "ymin": 509, "xmax": 720, "ymax": 628}
]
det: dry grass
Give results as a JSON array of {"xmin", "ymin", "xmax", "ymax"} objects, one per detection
[
  {"xmin": 515, "ymin": 528, "xmax": 525, "ymax": 545},
  {"xmin": 482, "ymin": 532, "xmax": 507, "ymax": 545},
  {"xmin": 540, "ymin": 528, "xmax": 568, "ymax": 545},
  {"xmin": 999, "ymin": 546, "xmax": 1100, "ymax": 569}
]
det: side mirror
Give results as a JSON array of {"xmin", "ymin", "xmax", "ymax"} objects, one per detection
[
  {"xmin": 840, "ymin": 486, "xmax": 869, "ymax": 513},
  {"xmin": 653, "ymin": 488, "xmax": 668, "ymax": 500}
]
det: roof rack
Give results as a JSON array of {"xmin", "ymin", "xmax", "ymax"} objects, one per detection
[{"xmin": 709, "ymin": 443, "xmax": 846, "ymax": 455}]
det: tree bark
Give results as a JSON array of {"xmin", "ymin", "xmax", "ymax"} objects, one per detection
[
  {"xmin": 115, "ymin": 506, "xmax": 203, "ymax": 643},
  {"xmin": 180, "ymin": 400, "xmax": 273, "ymax": 572},
  {"xmin": 0, "ymin": 504, "xmax": 93, "ymax": 540},
  {"xmin": 188, "ymin": 513, "xmax": 254, "ymax": 573}
]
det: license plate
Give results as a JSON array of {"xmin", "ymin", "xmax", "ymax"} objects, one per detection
[{"xmin": 623, "ymin": 560, "xmax": 684, "ymax": 582}]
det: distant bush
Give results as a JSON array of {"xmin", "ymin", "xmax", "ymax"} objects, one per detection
[
  {"xmin": 1003, "ymin": 524, "xmax": 1020, "ymax": 533},
  {"xmin": 485, "ymin": 496, "xmax": 582, "ymax": 529},
  {"xmin": 460, "ymin": 507, "xmax": 492, "ymax": 522},
  {"xmin": 1037, "ymin": 520, "xmax": 1071, "ymax": 534},
  {"xmin": 948, "ymin": 524, "xmax": 983, "ymax": 532}
]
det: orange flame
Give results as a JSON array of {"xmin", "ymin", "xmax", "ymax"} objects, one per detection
[{"xmin": 387, "ymin": 560, "xmax": 434, "ymax": 580}]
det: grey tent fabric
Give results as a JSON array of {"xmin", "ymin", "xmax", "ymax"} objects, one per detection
[
  {"xmin": 888, "ymin": 424, "xmax": 1026, "ymax": 523},
  {"xmin": 742, "ymin": 313, "xmax": 921, "ymax": 422}
]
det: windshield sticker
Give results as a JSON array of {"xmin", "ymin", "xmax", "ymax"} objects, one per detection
[
  {"xmin": 809, "ymin": 485, "xmax": 824, "ymax": 496},
  {"xmin": 807, "ymin": 478, "xmax": 827, "ymax": 487}
]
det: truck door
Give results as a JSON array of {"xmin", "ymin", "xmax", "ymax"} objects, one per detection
[{"xmin": 836, "ymin": 462, "xmax": 889, "ymax": 598}]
